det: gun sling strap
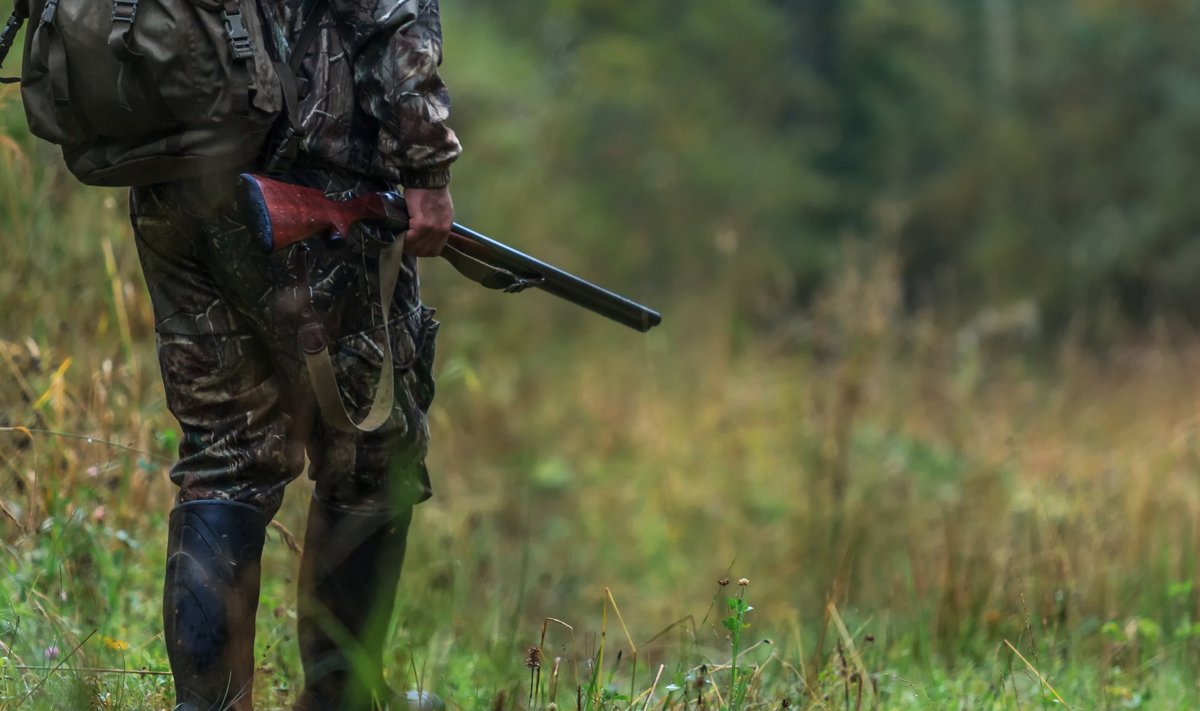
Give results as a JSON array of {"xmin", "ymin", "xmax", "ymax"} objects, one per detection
[
  {"xmin": 298, "ymin": 238, "xmax": 542, "ymax": 434},
  {"xmin": 440, "ymin": 243, "xmax": 543, "ymax": 293},
  {"xmin": 294, "ymin": 238, "xmax": 406, "ymax": 433}
]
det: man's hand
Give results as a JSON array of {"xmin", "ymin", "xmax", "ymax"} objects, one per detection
[{"xmin": 403, "ymin": 186, "xmax": 454, "ymax": 257}]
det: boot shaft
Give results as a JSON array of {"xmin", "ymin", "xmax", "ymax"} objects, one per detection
[
  {"xmin": 296, "ymin": 498, "xmax": 412, "ymax": 710},
  {"xmin": 164, "ymin": 500, "xmax": 269, "ymax": 711}
]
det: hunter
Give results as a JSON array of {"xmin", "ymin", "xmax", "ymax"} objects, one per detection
[{"xmin": 129, "ymin": 0, "xmax": 460, "ymax": 708}]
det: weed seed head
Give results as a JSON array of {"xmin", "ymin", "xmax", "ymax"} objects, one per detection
[
  {"xmin": 525, "ymin": 646, "xmax": 542, "ymax": 670},
  {"xmin": 718, "ymin": 577, "xmax": 730, "ymax": 587}
]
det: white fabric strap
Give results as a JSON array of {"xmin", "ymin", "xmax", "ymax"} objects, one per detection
[{"xmin": 302, "ymin": 239, "xmax": 405, "ymax": 433}]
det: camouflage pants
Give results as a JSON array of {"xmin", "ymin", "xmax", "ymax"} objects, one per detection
[{"xmin": 130, "ymin": 168, "xmax": 436, "ymax": 519}]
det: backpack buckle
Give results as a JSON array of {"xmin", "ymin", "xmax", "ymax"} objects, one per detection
[
  {"xmin": 222, "ymin": 9, "xmax": 254, "ymax": 60},
  {"xmin": 111, "ymin": 0, "xmax": 137, "ymax": 23},
  {"xmin": 38, "ymin": 0, "xmax": 57, "ymax": 24}
]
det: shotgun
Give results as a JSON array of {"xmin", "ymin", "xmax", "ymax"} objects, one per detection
[{"xmin": 236, "ymin": 173, "xmax": 662, "ymax": 333}]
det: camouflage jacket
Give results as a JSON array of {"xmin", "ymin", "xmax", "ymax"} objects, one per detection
[{"xmin": 261, "ymin": 0, "xmax": 462, "ymax": 188}]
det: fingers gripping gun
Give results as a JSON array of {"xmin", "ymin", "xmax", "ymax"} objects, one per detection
[{"xmin": 236, "ymin": 173, "xmax": 663, "ymax": 333}]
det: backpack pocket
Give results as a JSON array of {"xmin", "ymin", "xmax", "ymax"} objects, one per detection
[
  {"xmin": 19, "ymin": 0, "xmax": 283, "ymax": 184},
  {"xmin": 133, "ymin": 0, "xmax": 283, "ymax": 122}
]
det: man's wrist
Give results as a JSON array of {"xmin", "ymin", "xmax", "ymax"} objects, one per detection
[{"xmin": 399, "ymin": 166, "xmax": 451, "ymax": 190}]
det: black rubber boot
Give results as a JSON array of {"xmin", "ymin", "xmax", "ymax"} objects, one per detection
[
  {"xmin": 294, "ymin": 497, "xmax": 412, "ymax": 711},
  {"xmin": 163, "ymin": 500, "xmax": 268, "ymax": 711}
]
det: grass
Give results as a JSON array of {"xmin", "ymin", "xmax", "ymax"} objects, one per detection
[{"xmin": 5, "ymin": 90, "xmax": 1200, "ymax": 710}]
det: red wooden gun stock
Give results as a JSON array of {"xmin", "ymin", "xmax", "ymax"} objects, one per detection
[{"xmin": 236, "ymin": 173, "xmax": 663, "ymax": 332}]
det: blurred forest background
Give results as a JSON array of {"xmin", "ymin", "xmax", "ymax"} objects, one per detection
[
  {"xmin": 6, "ymin": 0, "xmax": 1200, "ymax": 707},
  {"xmin": 446, "ymin": 0, "xmax": 1200, "ymax": 336}
]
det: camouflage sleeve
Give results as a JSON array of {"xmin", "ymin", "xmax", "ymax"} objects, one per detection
[{"xmin": 338, "ymin": 0, "xmax": 462, "ymax": 188}]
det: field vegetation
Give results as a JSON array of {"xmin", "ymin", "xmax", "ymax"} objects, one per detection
[{"xmin": 6, "ymin": 1, "xmax": 1200, "ymax": 709}]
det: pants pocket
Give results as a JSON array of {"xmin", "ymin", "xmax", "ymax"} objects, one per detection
[{"xmin": 404, "ymin": 306, "xmax": 439, "ymax": 413}]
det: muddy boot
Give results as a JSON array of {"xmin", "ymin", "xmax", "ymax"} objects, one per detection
[
  {"xmin": 294, "ymin": 497, "xmax": 415, "ymax": 711},
  {"xmin": 163, "ymin": 500, "xmax": 268, "ymax": 711}
]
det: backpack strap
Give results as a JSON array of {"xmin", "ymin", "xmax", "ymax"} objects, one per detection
[
  {"xmin": 288, "ymin": 0, "xmax": 324, "ymax": 75},
  {"xmin": 35, "ymin": 0, "xmax": 94, "ymax": 136},
  {"xmin": 264, "ymin": 0, "xmax": 324, "ymax": 175},
  {"xmin": 107, "ymin": 0, "xmax": 140, "ymax": 62},
  {"xmin": 0, "ymin": 5, "xmax": 27, "ymax": 84},
  {"xmin": 221, "ymin": 0, "xmax": 255, "ymax": 114}
]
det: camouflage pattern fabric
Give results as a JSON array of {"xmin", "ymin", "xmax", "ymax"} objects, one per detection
[
  {"xmin": 130, "ymin": 168, "xmax": 436, "ymax": 518},
  {"xmin": 260, "ymin": 0, "xmax": 462, "ymax": 188}
]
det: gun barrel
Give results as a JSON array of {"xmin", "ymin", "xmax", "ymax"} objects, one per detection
[{"xmin": 448, "ymin": 225, "xmax": 662, "ymax": 333}]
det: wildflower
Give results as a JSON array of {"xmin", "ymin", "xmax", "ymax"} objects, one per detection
[
  {"xmin": 525, "ymin": 646, "xmax": 541, "ymax": 670},
  {"xmin": 737, "ymin": 577, "xmax": 750, "ymax": 587},
  {"xmin": 102, "ymin": 636, "xmax": 129, "ymax": 651},
  {"xmin": 43, "ymin": 644, "xmax": 60, "ymax": 661},
  {"xmin": 718, "ymin": 578, "xmax": 730, "ymax": 587}
]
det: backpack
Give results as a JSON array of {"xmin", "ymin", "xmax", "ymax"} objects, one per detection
[{"xmin": 0, "ymin": 0, "xmax": 317, "ymax": 186}]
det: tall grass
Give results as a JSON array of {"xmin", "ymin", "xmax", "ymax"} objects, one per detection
[{"xmin": 4, "ymin": 86, "xmax": 1200, "ymax": 709}]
